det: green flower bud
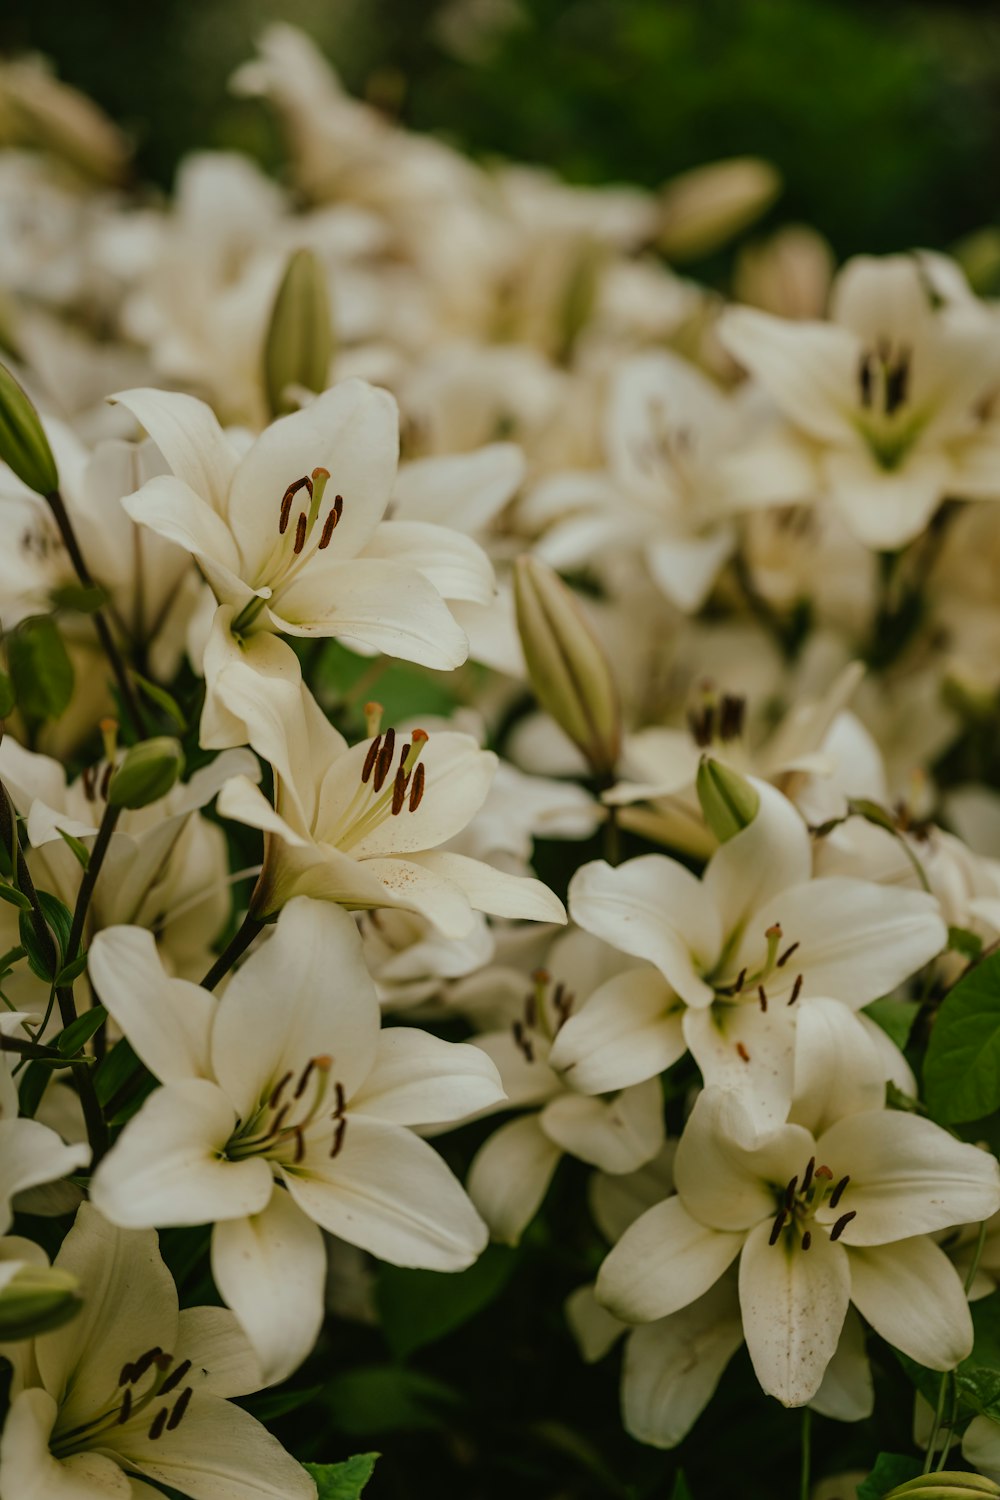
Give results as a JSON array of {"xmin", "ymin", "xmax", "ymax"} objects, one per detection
[
  {"xmin": 0, "ymin": 1264, "xmax": 81, "ymax": 1340},
  {"xmin": 108, "ymin": 737, "xmax": 185, "ymax": 810},
  {"xmin": 696, "ymin": 755, "xmax": 759, "ymax": 843},
  {"xmin": 884, "ymin": 1476, "xmax": 1000, "ymax": 1499},
  {"xmin": 513, "ymin": 555, "xmax": 621, "ymax": 777},
  {"xmin": 0, "ymin": 362, "xmax": 58, "ymax": 496},
  {"xmin": 263, "ymin": 248, "xmax": 334, "ymax": 418}
]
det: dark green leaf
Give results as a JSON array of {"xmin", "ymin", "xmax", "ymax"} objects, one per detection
[
  {"xmin": 864, "ymin": 998, "xmax": 921, "ymax": 1051},
  {"xmin": 322, "ymin": 1367, "xmax": 461, "ymax": 1435},
  {"xmin": 0, "ymin": 885, "xmax": 31, "ymax": 912},
  {"xmin": 50, "ymin": 583, "xmax": 107, "ymax": 614},
  {"xmin": 856, "ymin": 1453, "xmax": 922, "ymax": 1499},
  {"xmin": 94, "ymin": 1037, "xmax": 140, "ymax": 1107},
  {"xmin": 924, "ymin": 951, "xmax": 1000, "ymax": 1122},
  {"xmin": 19, "ymin": 891, "xmax": 72, "ymax": 982},
  {"xmin": 671, "ymin": 1474, "xmax": 694, "ymax": 1500},
  {"xmin": 132, "ymin": 671, "xmax": 187, "ymax": 730},
  {"xmin": 376, "ymin": 1245, "xmax": 518, "ymax": 1358},
  {"xmin": 55, "ymin": 1006, "xmax": 106, "ymax": 1056},
  {"xmin": 56, "ymin": 828, "xmax": 90, "ymax": 872},
  {"xmin": 55, "ymin": 952, "xmax": 89, "ymax": 987},
  {"xmin": 8, "ymin": 616, "xmax": 74, "ymax": 723},
  {"xmin": 302, "ymin": 1454, "xmax": 378, "ymax": 1499},
  {"xmin": 949, "ymin": 925, "xmax": 984, "ymax": 961},
  {"xmin": 17, "ymin": 1060, "xmax": 51, "ymax": 1119},
  {"xmin": 244, "ymin": 1384, "xmax": 324, "ymax": 1421}
]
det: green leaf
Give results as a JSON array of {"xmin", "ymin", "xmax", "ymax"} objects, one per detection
[
  {"xmin": 864, "ymin": 998, "xmax": 921, "ymax": 1051},
  {"xmin": 94, "ymin": 1037, "xmax": 140, "ymax": 1107},
  {"xmin": 375, "ymin": 1244, "xmax": 518, "ymax": 1358},
  {"xmin": 243, "ymin": 1384, "xmax": 324, "ymax": 1422},
  {"xmin": 132, "ymin": 671, "xmax": 187, "ymax": 730},
  {"xmin": 7, "ymin": 615, "xmax": 74, "ymax": 723},
  {"xmin": 18, "ymin": 890, "xmax": 72, "ymax": 982},
  {"xmin": 671, "ymin": 1474, "xmax": 694, "ymax": 1500},
  {"xmin": 55, "ymin": 1006, "xmax": 106, "ymax": 1056},
  {"xmin": 0, "ymin": 672, "xmax": 14, "ymax": 718},
  {"xmin": 856, "ymin": 1453, "xmax": 923, "ymax": 1499},
  {"xmin": 0, "ymin": 884, "xmax": 31, "ymax": 912},
  {"xmin": 302, "ymin": 1454, "xmax": 378, "ymax": 1499},
  {"xmin": 17, "ymin": 1059, "xmax": 51, "ymax": 1119},
  {"xmin": 924, "ymin": 951, "xmax": 1000, "ymax": 1122},
  {"xmin": 323, "ymin": 1367, "xmax": 461, "ymax": 1435},
  {"xmin": 55, "ymin": 952, "xmax": 89, "ymax": 987},
  {"xmin": 50, "ymin": 583, "xmax": 107, "ymax": 614},
  {"xmin": 949, "ymin": 925, "xmax": 984, "ymax": 961},
  {"xmin": 56, "ymin": 828, "xmax": 90, "ymax": 872}
]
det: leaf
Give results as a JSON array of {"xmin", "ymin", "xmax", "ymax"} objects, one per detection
[
  {"xmin": 17, "ymin": 1059, "xmax": 50, "ymax": 1119},
  {"xmin": 671, "ymin": 1474, "xmax": 694, "ymax": 1500},
  {"xmin": 50, "ymin": 582, "xmax": 107, "ymax": 614},
  {"xmin": 0, "ymin": 672, "xmax": 14, "ymax": 718},
  {"xmin": 302, "ymin": 1454, "xmax": 378, "ymax": 1499},
  {"xmin": 56, "ymin": 828, "xmax": 90, "ymax": 872},
  {"xmin": 55, "ymin": 1006, "xmax": 106, "ymax": 1056},
  {"xmin": 924, "ymin": 951, "xmax": 1000, "ymax": 1123},
  {"xmin": 0, "ymin": 885, "xmax": 31, "ymax": 912},
  {"xmin": 94, "ymin": 1037, "xmax": 140, "ymax": 1107},
  {"xmin": 19, "ymin": 891, "xmax": 72, "ymax": 982},
  {"xmin": 55, "ymin": 952, "xmax": 89, "ymax": 987},
  {"xmin": 132, "ymin": 671, "xmax": 187, "ymax": 730},
  {"xmin": 864, "ymin": 998, "xmax": 921, "ymax": 1051},
  {"xmin": 322, "ymin": 1367, "xmax": 461, "ymax": 1435},
  {"xmin": 375, "ymin": 1244, "xmax": 518, "ymax": 1358},
  {"xmin": 7, "ymin": 615, "xmax": 74, "ymax": 723},
  {"xmin": 856, "ymin": 1453, "xmax": 923, "ymax": 1499},
  {"xmin": 243, "ymin": 1384, "xmax": 324, "ymax": 1422},
  {"xmin": 949, "ymin": 925, "xmax": 984, "ymax": 961}
]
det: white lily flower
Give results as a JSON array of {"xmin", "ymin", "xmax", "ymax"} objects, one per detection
[
  {"xmin": 567, "ymin": 781, "xmax": 946, "ymax": 1124},
  {"xmin": 0, "ymin": 1013, "xmax": 89, "ymax": 1232},
  {"xmin": 214, "ymin": 670, "xmax": 566, "ymax": 936},
  {"xmin": 720, "ymin": 253, "xmax": 1000, "ymax": 550},
  {"xmin": 464, "ymin": 929, "xmax": 667, "ymax": 1245},
  {"xmin": 88, "ymin": 897, "xmax": 504, "ymax": 1382},
  {"xmin": 0, "ymin": 1202, "xmax": 314, "ymax": 1499},
  {"xmin": 112, "ymin": 379, "xmax": 496, "ymax": 745},
  {"xmin": 596, "ymin": 1086, "xmax": 1000, "ymax": 1408}
]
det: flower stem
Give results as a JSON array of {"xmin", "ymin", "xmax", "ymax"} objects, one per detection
[
  {"xmin": 66, "ymin": 799, "xmax": 121, "ymax": 962},
  {"xmin": 200, "ymin": 910, "xmax": 264, "ymax": 991},
  {"xmin": 44, "ymin": 488, "xmax": 147, "ymax": 739}
]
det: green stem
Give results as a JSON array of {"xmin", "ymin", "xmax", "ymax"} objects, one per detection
[
  {"xmin": 44, "ymin": 488, "xmax": 146, "ymax": 739},
  {"xmin": 200, "ymin": 911, "xmax": 264, "ymax": 991},
  {"xmin": 66, "ymin": 800, "xmax": 121, "ymax": 961}
]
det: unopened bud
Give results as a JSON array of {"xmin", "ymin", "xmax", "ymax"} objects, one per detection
[
  {"xmin": 0, "ymin": 1263, "xmax": 81, "ymax": 1340},
  {"xmin": 883, "ymin": 1476, "xmax": 1000, "ymax": 1499},
  {"xmin": 108, "ymin": 737, "xmax": 184, "ymax": 809},
  {"xmin": 263, "ymin": 248, "xmax": 334, "ymax": 418},
  {"xmin": 658, "ymin": 157, "xmax": 781, "ymax": 262},
  {"xmin": 696, "ymin": 756, "xmax": 759, "ymax": 843},
  {"xmin": 0, "ymin": 363, "xmax": 58, "ymax": 496},
  {"xmin": 514, "ymin": 555, "xmax": 621, "ymax": 776}
]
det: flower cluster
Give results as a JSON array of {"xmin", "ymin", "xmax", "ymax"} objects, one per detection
[{"xmin": 0, "ymin": 28, "xmax": 999, "ymax": 1499}]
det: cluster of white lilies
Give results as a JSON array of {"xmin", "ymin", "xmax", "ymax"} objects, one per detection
[{"xmin": 1, "ymin": 24, "xmax": 1000, "ymax": 1499}]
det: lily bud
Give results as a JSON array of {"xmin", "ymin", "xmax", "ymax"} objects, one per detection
[
  {"xmin": 108, "ymin": 737, "xmax": 185, "ymax": 809},
  {"xmin": 0, "ymin": 1263, "xmax": 81, "ymax": 1340},
  {"xmin": 263, "ymin": 248, "xmax": 334, "ymax": 418},
  {"xmin": 696, "ymin": 756, "xmax": 759, "ymax": 843},
  {"xmin": 0, "ymin": 362, "xmax": 58, "ymax": 496},
  {"xmin": 658, "ymin": 157, "xmax": 781, "ymax": 262},
  {"xmin": 514, "ymin": 555, "xmax": 621, "ymax": 776},
  {"xmin": 883, "ymin": 1477, "xmax": 1000, "ymax": 1499}
]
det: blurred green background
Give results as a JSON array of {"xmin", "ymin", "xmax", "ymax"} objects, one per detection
[{"xmin": 1, "ymin": 0, "xmax": 998, "ymax": 262}]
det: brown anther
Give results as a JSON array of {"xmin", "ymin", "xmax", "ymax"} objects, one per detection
[
  {"xmin": 736, "ymin": 1041, "xmax": 751, "ymax": 1063},
  {"xmin": 409, "ymin": 762, "xmax": 426, "ymax": 812},
  {"xmin": 270, "ymin": 1102, "xmax": 291, "ymax": 1136},
  {"xmin": 293, "ymin": 512, "xmax": 308, "ymax": 555},
  {"xmin": 801, "ymin": 1230, "xmax": 812, "ymax": 1251},
  {"xmin": 372, "ymin": 727, "xmax": 396, "ymax": 792},
  {"xmin": 733, "ymin": 967, "xmax": 747, "ymax": 994},
  {"xmin": 719, "ymin": 694, "xmax": 746, "ymax": 741},
  {"xmin": 279, "ymin": 476, "xmax": 311, "ymax": 534},
  {"xmin": 330, "ymin": 1116, "xmax": 347, "ymax": 1158},
  {"xmin": 128, "ymin": 1347, "xmax": 164, "ymax": 1384},
  {"xmin": 118, "ymin": 1388, "xmax": 132, "ymax": 1424},
  {"xmin": 318, "ymin": 501, "xmax": 341, "ymax": 549},
  {"xmin": 524, "ymin": 993, "xmax": 537, "ymax": 1030},
  {"xmin": 269, "ymin": 1071, "xmax": 293, "ymax": 1110},
  {"xmin": 153, "ymin": 1352, "xmax": 172, "ymax": 1372},
  {"xmin": 784, "ymin": 1175, "xmax": 798, "ymax": 1209},
  {"xmin": 758, "ymin": 985, "xmax": 768, "ymax": 1013},
  {"xmin": 99, "ymin": 762, "xmax": 113, "ymax": 800},
  {"xmin": 776, "ymin": 941, "xmax": 800, "ymax": 969},
  {"xmin": 858, "ymin": 351, "xmax": 874, "ymax": 409},
  {"xmin": 391, "ymin": 766, "xmax": 410, "ymax": 815},
  {"xmin": 333, "ymin": 1081, "xmax": 345, "ymax": 1118},
  {"xmin": 148, "ymin": 1407, "xmax": 168, "ymax": 1441},
  {"xmin": 801, "ymin": 1157, "xmax": 815, "ymax": 1194},
  {"xmin": 787, "ymin": 973, "xmax": 803, "ymax": 1006},
  {"xmin": 361, "ymin": 735, "xmax": 381, "ymax": 785},
  {"xmin": 167, "ymin": 1387, "xmax": 193, "ymax": 1432},
  {"xmin": 293, "ymin": 1125, "xmax": 306, "ymax": 1164},
  {"xmin": 294, "ymin": 1059, "xmax": 317, "ymax": 1099},
  {"xmin": 768, "ymin": 1209, "xmax": 787, "ymax": 1246},
  {"xmin": 82, "ymin": 765, "xmax": 97, "ymax": 801},
  {"xmin": 828, "ymin": 1175, "xmax": 850, "ymax": 1209},
  {"xmin": 829, "ymin": 1210, "xmax": 857, "ymax": 1242},
  {"xmin": 512, "ymin": 1019, "xmax": 534, "ymax": 1064},
  {"xmin": 159, "ymin": 1358, "xmax": 192, "ymax": 1397}
]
